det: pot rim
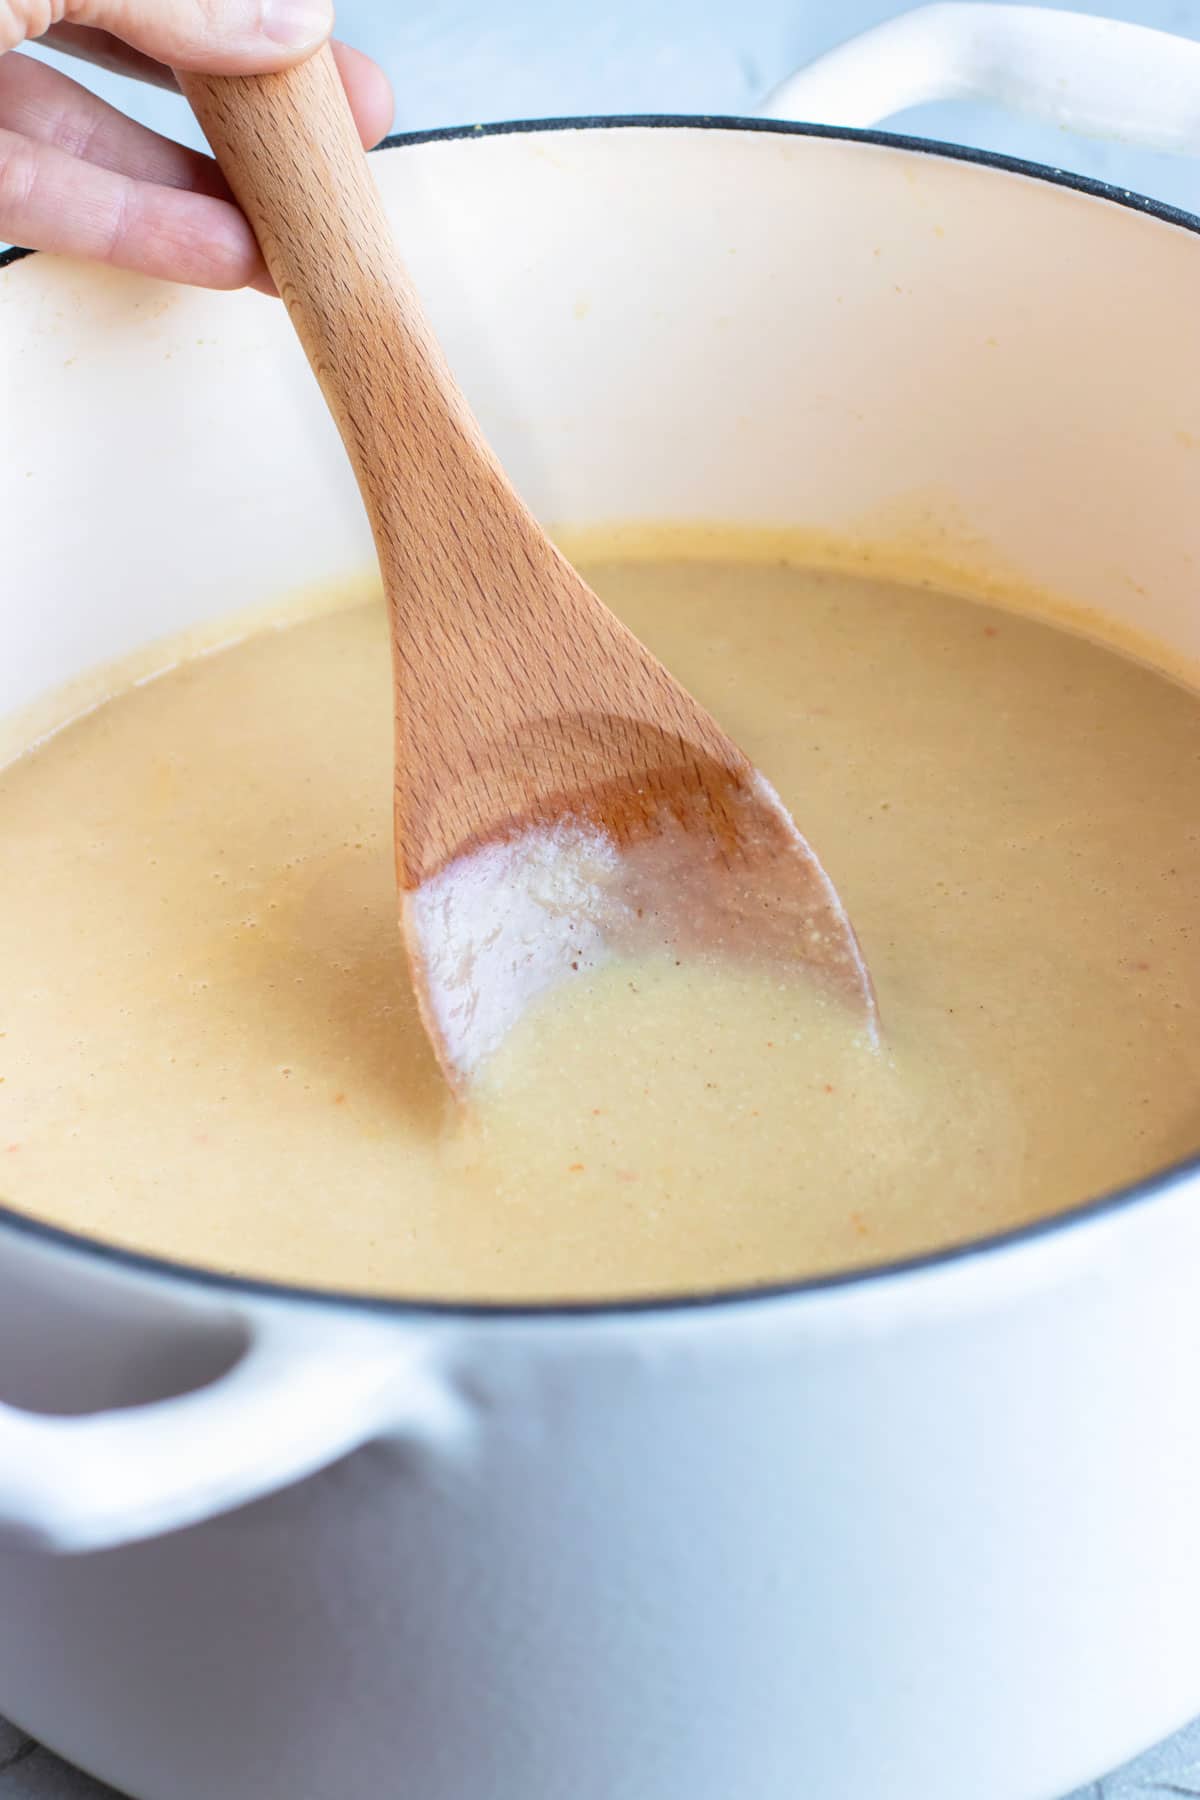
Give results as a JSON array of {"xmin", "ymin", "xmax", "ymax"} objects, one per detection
[{"xmin": 3, "ymin": 110, "xmax": 1198, "ymax": 1323}]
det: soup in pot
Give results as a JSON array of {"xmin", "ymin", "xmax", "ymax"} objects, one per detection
[{"xmin": 1, "ymin": 540, "xmax": 1198, "ymax": 1299}]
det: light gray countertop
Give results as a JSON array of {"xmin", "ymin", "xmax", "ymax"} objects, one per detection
[
  {"xmin": 4, "ymin": 1705, "xmax": 1200, "ymax": 1798},
  {"xmin": 5, "ymin": 2, "xmax": 1200, "ymax": 1794}
]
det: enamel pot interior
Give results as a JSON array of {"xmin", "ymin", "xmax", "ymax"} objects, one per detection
[
  {"xmin": 7, "ymin": 120, "xmax": 1200, "ymax": 730},
  {"xmin": 5, "ymin": 118, "xmax": 1200, "ymax": 1294}
]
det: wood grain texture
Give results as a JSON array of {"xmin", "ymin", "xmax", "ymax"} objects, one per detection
[{"xmin": 181, "ymin": 53, "xmax": 877, "ymax": 1080}]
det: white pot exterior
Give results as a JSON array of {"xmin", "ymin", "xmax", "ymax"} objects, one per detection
[{"xmin": 3, "ymin": 119, "xmax": 1200, "ymax": 1800}]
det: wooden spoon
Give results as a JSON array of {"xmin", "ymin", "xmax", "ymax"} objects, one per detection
[{"xmin": 182, "ymin": 52, "xmax": 878, "ymax": 1086}]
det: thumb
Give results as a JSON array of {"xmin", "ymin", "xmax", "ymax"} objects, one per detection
[{"xmin": 4, "ymin": 0, "xmax": 334, "ymax": 70}]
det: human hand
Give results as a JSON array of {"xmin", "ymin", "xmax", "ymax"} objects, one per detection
[{"xmin": 0, "ymin": 1, "xmax": 393, "ymax": 288}]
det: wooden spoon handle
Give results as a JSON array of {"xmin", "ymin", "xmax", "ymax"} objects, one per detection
[{"xmin": 180, "ymin": 52, "xmax": 490, "ymax": 543}]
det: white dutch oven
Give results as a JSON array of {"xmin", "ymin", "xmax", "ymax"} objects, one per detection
[{"xmin": 4, "ymin": 8, "xmax": 1200, "ymax": 1797}]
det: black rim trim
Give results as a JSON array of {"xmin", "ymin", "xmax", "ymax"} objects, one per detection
[
  {"xmin": 4, "ymin": 110, "xmax": 1200, "ymax": 1322},
  {"xmin": 7, "ymin": 109, "xmax": 1200, "ymax": 274}
]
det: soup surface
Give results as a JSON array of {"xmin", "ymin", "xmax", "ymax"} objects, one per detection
[{"xmin": 2, "ymin": 551, "xmax": 1198, "ymax": 1299}]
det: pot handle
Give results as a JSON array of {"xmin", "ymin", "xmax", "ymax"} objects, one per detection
[
  {"xmin": 0, "ymin": 1307, "xmax": 464, "ymax": 1554},
  {"xmin": 760, "ymin": 3, "xmax": 1200, "ymax": 157}
]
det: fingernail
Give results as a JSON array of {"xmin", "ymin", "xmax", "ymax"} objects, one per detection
[{"xmin": 260, "ymin": 0, "xmax": 333, "ymax": 49}]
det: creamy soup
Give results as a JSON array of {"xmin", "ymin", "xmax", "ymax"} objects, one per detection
[{"xmin": 1, "ymin": 550, "xmax": 1198, "ymax": 1300}]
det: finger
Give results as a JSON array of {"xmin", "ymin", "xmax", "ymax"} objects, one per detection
[
  {"xmin": 328, "ymin": 42, "xmax": 394, "ymax": 148},
  {"xmin": 34, "ymin": 21, "xmax": 177, "ymax": 89},
  {"xmin": 0, "ymin": 52, "xmax": 227, "ymax": 197},
  {"xmin": 5, "ymin": 0, "xmax": 334, "ymax": 71},
  {"xmin": 37, "ymin": 28, "xmax": 394, "ymax": 145},
  {"xmin": 1, "ymin": 40, "xmax": 391, "ymax": 204},
  {"xmin": 0, "ymin": 125, "xmax": 265, "ymax": 287}
]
